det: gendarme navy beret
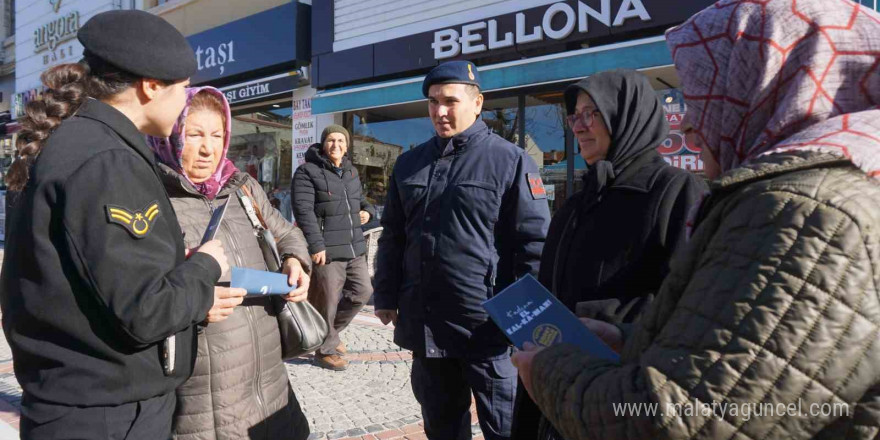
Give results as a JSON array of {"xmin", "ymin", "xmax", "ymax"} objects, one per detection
[
  {"xmin": 422, "ymin": 61, "xmax": 481, "ymax": 97},
  {"xmin": 78, "ymin": 10, "xmax": 196, "ymax": 81}
]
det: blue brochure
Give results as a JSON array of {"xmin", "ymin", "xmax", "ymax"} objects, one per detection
[
  {"xmin": 482, "ymin": 274, "xmax": 619, "ymax": 361},
  {"xmin": 230, "ymin": 267, "xmax": 294, "ymax": 296}
]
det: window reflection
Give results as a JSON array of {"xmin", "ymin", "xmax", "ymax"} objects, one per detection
[
  {"xmin": 523, "ymin": 92, "xmax": 568, "ymax": 213},
  {"xmin": 350, "ymin": 105, "xmax": 432, "ymax": 217},
  {"xmin": 230, "ymin": 106, "xmax": 293, "ymax": 218}
]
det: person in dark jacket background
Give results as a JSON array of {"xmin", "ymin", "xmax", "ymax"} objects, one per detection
[
  {"xmin": 373, "ymin": 61, "xmax": 550, "ymax": 440},
  {"xmin": 292, "ymin": 125, "xmax": 375, "ymax": 371},
  {"xmin": 511, "ymin": 69, "xmax": 707, "ymax": 440},
  {"xmin": 0, "ymin": 10, "xmax": 243, "ymax": 439}
]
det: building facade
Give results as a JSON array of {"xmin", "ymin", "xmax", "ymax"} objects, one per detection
[{"xmin": 150, "ymin": 0, "xmax": 315, "ymax": 220}]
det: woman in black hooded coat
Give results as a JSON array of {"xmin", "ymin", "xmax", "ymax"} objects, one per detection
[{"xmin": 511, "ymin": 69, "xmax": 707, "ymax": 440}]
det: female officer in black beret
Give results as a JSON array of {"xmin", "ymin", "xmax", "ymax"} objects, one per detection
[{"xmin": 0, "ymin": 10, "xmax": 246, "ymax": 439}]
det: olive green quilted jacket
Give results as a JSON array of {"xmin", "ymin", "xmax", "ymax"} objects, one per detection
[{"xmin": 531, "ymin": 151, "xmax": 880, "ymax": 440}]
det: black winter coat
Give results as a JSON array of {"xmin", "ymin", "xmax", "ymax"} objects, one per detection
[
  {"xmin": 0, "ymin": 99, "xmax": 219, "ymax": 407},
  {"xmin": 292, "ymin": 144, "xmax": 375, "ymax": 261},
  {"xmin": 540, "ymin": 149, "xmax": 706, "ymax": 322},
  {"xmin": 512, "ymin": 149, "xmax": 706, "ymax": 440}
]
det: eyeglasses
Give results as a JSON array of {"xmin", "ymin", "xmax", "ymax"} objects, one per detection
[{"xmin": 565, "ymin": 110, "xmax": 602, "ymax": 130}]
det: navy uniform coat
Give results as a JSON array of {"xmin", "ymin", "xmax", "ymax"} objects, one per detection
[
  {"xmin": 0, "ymin": 99, "xmax": 219, "ymax": 407},
  {"xmin": 374, "ymin": 120, "xmax": 550, "ymax": 359}
]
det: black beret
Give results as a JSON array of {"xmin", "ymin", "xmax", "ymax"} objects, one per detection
[
  {"xmin": 78, "ymin": 10, "xmax": 196, "ymax": 81},
  {"xmin": 422, "ymin": 61, "xmax": 481, "ymax": 97}
]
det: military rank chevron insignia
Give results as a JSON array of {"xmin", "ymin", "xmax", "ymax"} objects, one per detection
[{"xmin": 105, "ymin": 201, "xmax": 160, "ymax": 239}]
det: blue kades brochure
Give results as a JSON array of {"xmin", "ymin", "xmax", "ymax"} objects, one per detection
[
  {"xmin": 200, "ymin": 200, "xmax": 230, "ymax": 245},
  {"xmin": 482, "ymin": 274, "xmax": 620, "ymax": 361},
  {"xmin": 230, "ymin": 267, "xmax": 295, "ymax": 296}
]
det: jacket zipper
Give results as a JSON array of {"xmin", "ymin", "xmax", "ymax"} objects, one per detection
[
  {"xmin": 551, "ymin": 208, "xmax": 579, "ymax": 295},
  {"xmin": 342, "ymin": 182, "xmax": 356, "ymax": 259},
  {"xmin": 245, "ymin": 306, "xmax": 268, "ymax": 422},
  {"xmin": 212, "ymin": 194, "xmax": 269, "ymax": 422}
]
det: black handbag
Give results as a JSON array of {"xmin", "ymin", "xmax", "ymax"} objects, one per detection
[{"xmin": 236, "ymin": 186, "xmax": 328, "ymax": 360}]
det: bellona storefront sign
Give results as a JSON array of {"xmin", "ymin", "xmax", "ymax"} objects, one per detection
[{"xmin": 432, "ymin": 0, "xmax": 652, "ymax": 59}]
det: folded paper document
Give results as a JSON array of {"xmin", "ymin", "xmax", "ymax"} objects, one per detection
[
  {"xmin": 230, "ymin": 267, "xmax": 294, "ymax": 296},
  {"xmin": 482, "ymin": 274, "xmax": 619, "ymax": 361}
]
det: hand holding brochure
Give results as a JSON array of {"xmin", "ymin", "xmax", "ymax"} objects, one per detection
[
  {"xmin": 482, "ymin": 274, "xmax": 619, "ymax": 361},
  {"xmin": 230, "ymin": 267, "xmax": 295, "ymax": 296}
]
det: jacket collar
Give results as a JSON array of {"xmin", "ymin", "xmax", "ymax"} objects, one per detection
[
  {"xmin": 434, "ymin": 119, "xmax": 489, "ymax": 156},
  {"xmin": 604, "ymin": 149, "xmax": 664, "ymax": 193},
  {"xmin": 75, "ymin": 98, "xmax": 158, "ymax": 168},
  {"xmin": 305, "ymin": 143, "xmax": 352, "ymax": 171},
  {"xmin": 158, "ymin": 162, "xmax": 248, "ymax": 199},
  {"xmin": 710, "ymin": 150, "xmax": 851, "ymax": 193}
]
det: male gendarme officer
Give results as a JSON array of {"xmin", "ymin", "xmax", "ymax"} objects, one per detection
[
  {"xmin": 374, "ymin": 61, "xmax": 550, "ymax": 440},
  {"xmin": 0, "ymin": 10, "xmax": 245, "ymax": 439}
]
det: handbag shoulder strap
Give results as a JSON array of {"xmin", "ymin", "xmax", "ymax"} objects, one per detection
[{"xmin": 236, "ymin": 184, "xmax": 267, "ymax": 231}]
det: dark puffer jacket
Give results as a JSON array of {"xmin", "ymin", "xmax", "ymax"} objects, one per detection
[
  {"xmin": 160, "ymin": 165, "xmax": 311, "ymax": 440},
  {"xmin": 292, "ymin": 143, "xmax": 375, "ymax": 261}
]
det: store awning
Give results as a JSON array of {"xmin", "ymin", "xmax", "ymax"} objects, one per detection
[{"xmin": 312, "ymin": 36, "xmax": 671, "ymax": 115}]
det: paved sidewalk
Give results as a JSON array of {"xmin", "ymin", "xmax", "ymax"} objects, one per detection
[{"xmin": 0, "ymin": 301, "xmax": 489, "ymax": 440}]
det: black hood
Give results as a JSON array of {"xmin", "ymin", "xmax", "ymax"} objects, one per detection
[
  {"xmin": 565, "ymin": 69, "xmax": 669, "ymax": 196},
  {"xmin": 564, "ymin": 69, "xmax": 669, "ymax": 170}
]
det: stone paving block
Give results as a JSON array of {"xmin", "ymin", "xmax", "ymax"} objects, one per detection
[
  {"xmin": 327, "ymin": 429, "xmax": 348, "ymax": 439},
  {"xmin": 365, "ymin": 423, "xmax": 384, "ymax": 433},
  {"xmin": 346, "ymin": 427, "xmax": 367, "ymax": 436},
  {"xmin": 383, "ymin": 419, "xmax": 403, "ymax": 428},
  {"xmin": 401, "ymin": 416, "xmax": 421, "ymax": 425}
]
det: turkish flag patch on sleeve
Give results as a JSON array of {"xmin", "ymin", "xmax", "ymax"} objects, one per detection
[{"xmin": 526, "ymin": 173, "xmax": 547, "ymax": 200}]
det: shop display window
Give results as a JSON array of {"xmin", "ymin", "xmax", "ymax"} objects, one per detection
[
  {"xmin": 230, "ymin": 105, "xmax": 295, "ymax": 220},
  {"xmin": 341, "ymin": 72, "xmax": 699, "ymax": 219}
]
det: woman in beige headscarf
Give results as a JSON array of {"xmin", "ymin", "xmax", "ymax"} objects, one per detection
[{"xmin": 511, "ymin": 1, "xmax": 880, "ymax": 439}]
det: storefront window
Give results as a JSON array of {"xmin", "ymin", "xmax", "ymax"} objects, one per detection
[
  {"xmin": 0, "ymin": 135, "xmax": 13, "ymax": 189},
  {"xmin": 341, "ymin": 79, "xmax": 699, "ymax": 220},
  {"xmin": 522, "ymin": 92, "xmax": 569, "ymax": 213},
  {"xmin": 230, "ymin": 105, "xmax": 294, "ymax": 219},
  {"xmin": 349, "ymin": 104, "xmax": 432, "ymax": 216},
  {"xmin": 481, "ymin": 96, "xmax": 519, "ymax": 143},
  {"xmin": 656, "ymin": 88, "xmax": 703, "ymax": 177}
]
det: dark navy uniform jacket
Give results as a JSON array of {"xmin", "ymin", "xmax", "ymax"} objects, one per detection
[
  {"xmin": 0, "ymin": 99, "xmax": 219, "ymax": 407},
  {"xmin": 374, "ymin": 120, "xmax": 550, "ymax": 359}
]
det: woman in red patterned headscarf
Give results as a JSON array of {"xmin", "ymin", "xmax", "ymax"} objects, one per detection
[{"xmin": 511, "ymin": 1, "xmax": 880, "ymax": 439}]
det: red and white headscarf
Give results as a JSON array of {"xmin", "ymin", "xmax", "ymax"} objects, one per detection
[{"xmin": 667, "ymin": 0, "xmax": 880, "ymax": 177}]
